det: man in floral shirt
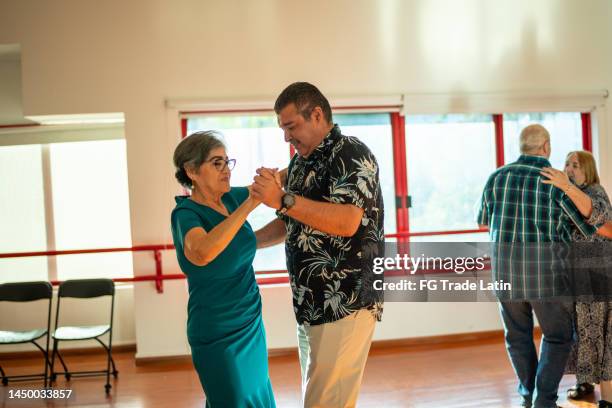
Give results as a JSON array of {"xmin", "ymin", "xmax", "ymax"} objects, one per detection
[{"xmin": 251, "ymin": 82, "xmax": 384, "ymax": 408}]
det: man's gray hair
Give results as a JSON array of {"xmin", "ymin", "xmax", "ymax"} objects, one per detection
[{"xmin": 520, "ymin": 124, "xmax": 550, "ymax": 154}]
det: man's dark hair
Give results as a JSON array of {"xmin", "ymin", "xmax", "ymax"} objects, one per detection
[{"xmin": 274, "ymin": 82, "xmax": 333, "ymax": 123}]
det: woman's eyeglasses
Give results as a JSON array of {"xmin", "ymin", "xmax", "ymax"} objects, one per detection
[{"xmin": 208, "ymin": 158, "xmax": 236, "ymax": 171}]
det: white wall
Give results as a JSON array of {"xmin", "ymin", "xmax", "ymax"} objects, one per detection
[{"xmin": 1, "ymin": 0, "xmax": 611, "ymax": 358}]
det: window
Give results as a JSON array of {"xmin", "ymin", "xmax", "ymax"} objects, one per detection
[
  {"xmin": 503, "ymin": 112, "xmax": 583, "ymax": 169},
  {"xmin": 0, "ymin": 145, "xmax": 48, "ymax": 283},
  {"xmin": 0, "ymin": 140, "xmax": 133, "ymax": 283},
  {"xmin": 49, "ymin": 140, "xmax": 133, "ymax": 280},
  {"xmin": 335, "ymin": 113, "xmax": 396, "ymax": 235},
  {"xmin": 403, "ymin": 111, "xmax": 588, "ymax": 242},
  {"xmin": 405, "ymin": 114, "xmax": 496, "ymax": 239},
  {"xmin": 187, "ymin": 115, "xmax": 288, "ymax": 272}
]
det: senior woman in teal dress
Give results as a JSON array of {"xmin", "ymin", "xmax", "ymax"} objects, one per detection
[{"xmin": 171, "ymin": 131, "xmax": 277, "ymax": 407}]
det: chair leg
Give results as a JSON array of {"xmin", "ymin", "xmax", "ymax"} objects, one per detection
[
  {"xmin": 95, "ymin": 337, "xmax": 112, "ymax": 393},
  {"xmin": 43, "ymin": 345, "xmax": 50, "ymax": 388},
  {"xmin": 108, "ymin": 354, "xmax": 118, "ymax": 377},
  {"xmin": 108, "ymin": 350, "xmax": 118, "ymax": 378},
  {"xmin": 31, "ymin": 340, "xmax": 51, "ymax": 388},
  {"xmin": 105, "ymin": 350, "xmax": 111, "ymax": 394},
  {"xmin": 55, "ymin": 348, "xmax": 70, "ymax": 380},
  {"xmin": 43, "ymin": 356, "xmax": 49, "ymax": 388},
  {"xmin": 0, "ymin": 364, "xmax": 7, "ymax": 386},
  {"xmin": 95, "ymin": 337, "xmax": 118, "ymax": 377},
  {"xmin": 50, "ymin": 339, "xmax": 58, "ymax": 383}
]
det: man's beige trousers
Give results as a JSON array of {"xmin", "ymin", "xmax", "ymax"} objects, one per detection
[{"xmin": 297, "ymin": 309, "xmax": 376, "ymax": 408}]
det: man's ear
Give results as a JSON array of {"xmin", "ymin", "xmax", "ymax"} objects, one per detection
[
  {"xmin": 544, "ymin": 140, "xmax": 551, "ymax": 157},
  {"xmin": 311, "ymin": 106, "xmax": 323, "ymax": 124}
]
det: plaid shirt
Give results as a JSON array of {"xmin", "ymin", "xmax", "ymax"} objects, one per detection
[{"xmin": 477, "ymin": 155, "xmax": 596, "ymax": 299}]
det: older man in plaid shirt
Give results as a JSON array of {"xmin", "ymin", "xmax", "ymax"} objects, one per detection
[{"xmin": 477, "ymin": 124, "xmax": 595, "ymax": 408}]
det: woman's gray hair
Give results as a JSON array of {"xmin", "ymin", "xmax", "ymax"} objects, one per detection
[{"xmin": 173, "ymin": 131, "xmax": 225, "ymax": 189}]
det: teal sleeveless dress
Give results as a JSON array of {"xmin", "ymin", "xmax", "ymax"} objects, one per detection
[{"xmin": 170, "ymin": 187, "xmax": 276, "ymax": 408}]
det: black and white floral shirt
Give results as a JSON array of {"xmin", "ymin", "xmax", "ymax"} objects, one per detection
[{"xmin": 281, "ymin": 124, "xmax": 384, "ymax": 326}]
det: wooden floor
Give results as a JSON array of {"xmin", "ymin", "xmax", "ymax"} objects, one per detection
[{"xmin": 0, "ymin": 337, "xmax": 603, "ymax": 408}]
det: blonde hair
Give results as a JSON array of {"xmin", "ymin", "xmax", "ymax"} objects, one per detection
[
  {"xmin": 520, "ymin": 124, "xmax": 550, "ymax": 154},
  {"xmin": 567, "ymin": 150, "xmax": 600, "ymax": 186}
]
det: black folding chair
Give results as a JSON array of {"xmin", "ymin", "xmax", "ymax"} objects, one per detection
[
  {"xmin": 50, "ymin": 278, "xmax": 118, "ymax": 394},
  {"xmin": 0, "ymin": 281, "xmax": 53, "ymax": 387}
]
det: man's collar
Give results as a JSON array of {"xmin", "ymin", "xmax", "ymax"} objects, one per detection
[
  {"xmin": 517, "ymin": 154, "xmax": 551, "ymax": 167},
  {"xmin": 300, "ymin": 124, "xmax": 341, "ymax": 162}
]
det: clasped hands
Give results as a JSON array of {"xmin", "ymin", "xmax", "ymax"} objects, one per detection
[{"xmin": 249, "ymin": 167, "xmax": 285, "ymax": 210}]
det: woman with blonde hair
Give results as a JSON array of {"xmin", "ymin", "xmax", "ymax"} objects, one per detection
[{"xmin": 541, "ymin": 150, "xmax": 612, "ymax": 408}]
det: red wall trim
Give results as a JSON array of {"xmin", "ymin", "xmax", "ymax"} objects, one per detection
[
  {"xmin": 0, "ymin": 224, "xmax": 488, "ymax": 291},
  {"xmin": 0, "ymin": 123, "xmax": 40, "ymax": 129},
  {"xmin": 386, "ymin": 228, "xmax": 488, "ymax": 238},
  {"xmin": 180, "ymin": 118, "xmax": 188, "ymax": 139},
  {"xmin": 0, "ymin": 245, "xmax": 175, "ymax": 259},
  {"xmin": 398, "ymin": 115, "xmax": 409, "ymax": 234},
  {"xmin": 391, "ymin": 113, "xmax": 409, "ymax": 235},
  {"xmin": 493, "ymin": 114, "xmax": 504, "ymax": 167},
  {"xmin": 581, "ymin": 112, "xmax": 592, "ymax": 152}
]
